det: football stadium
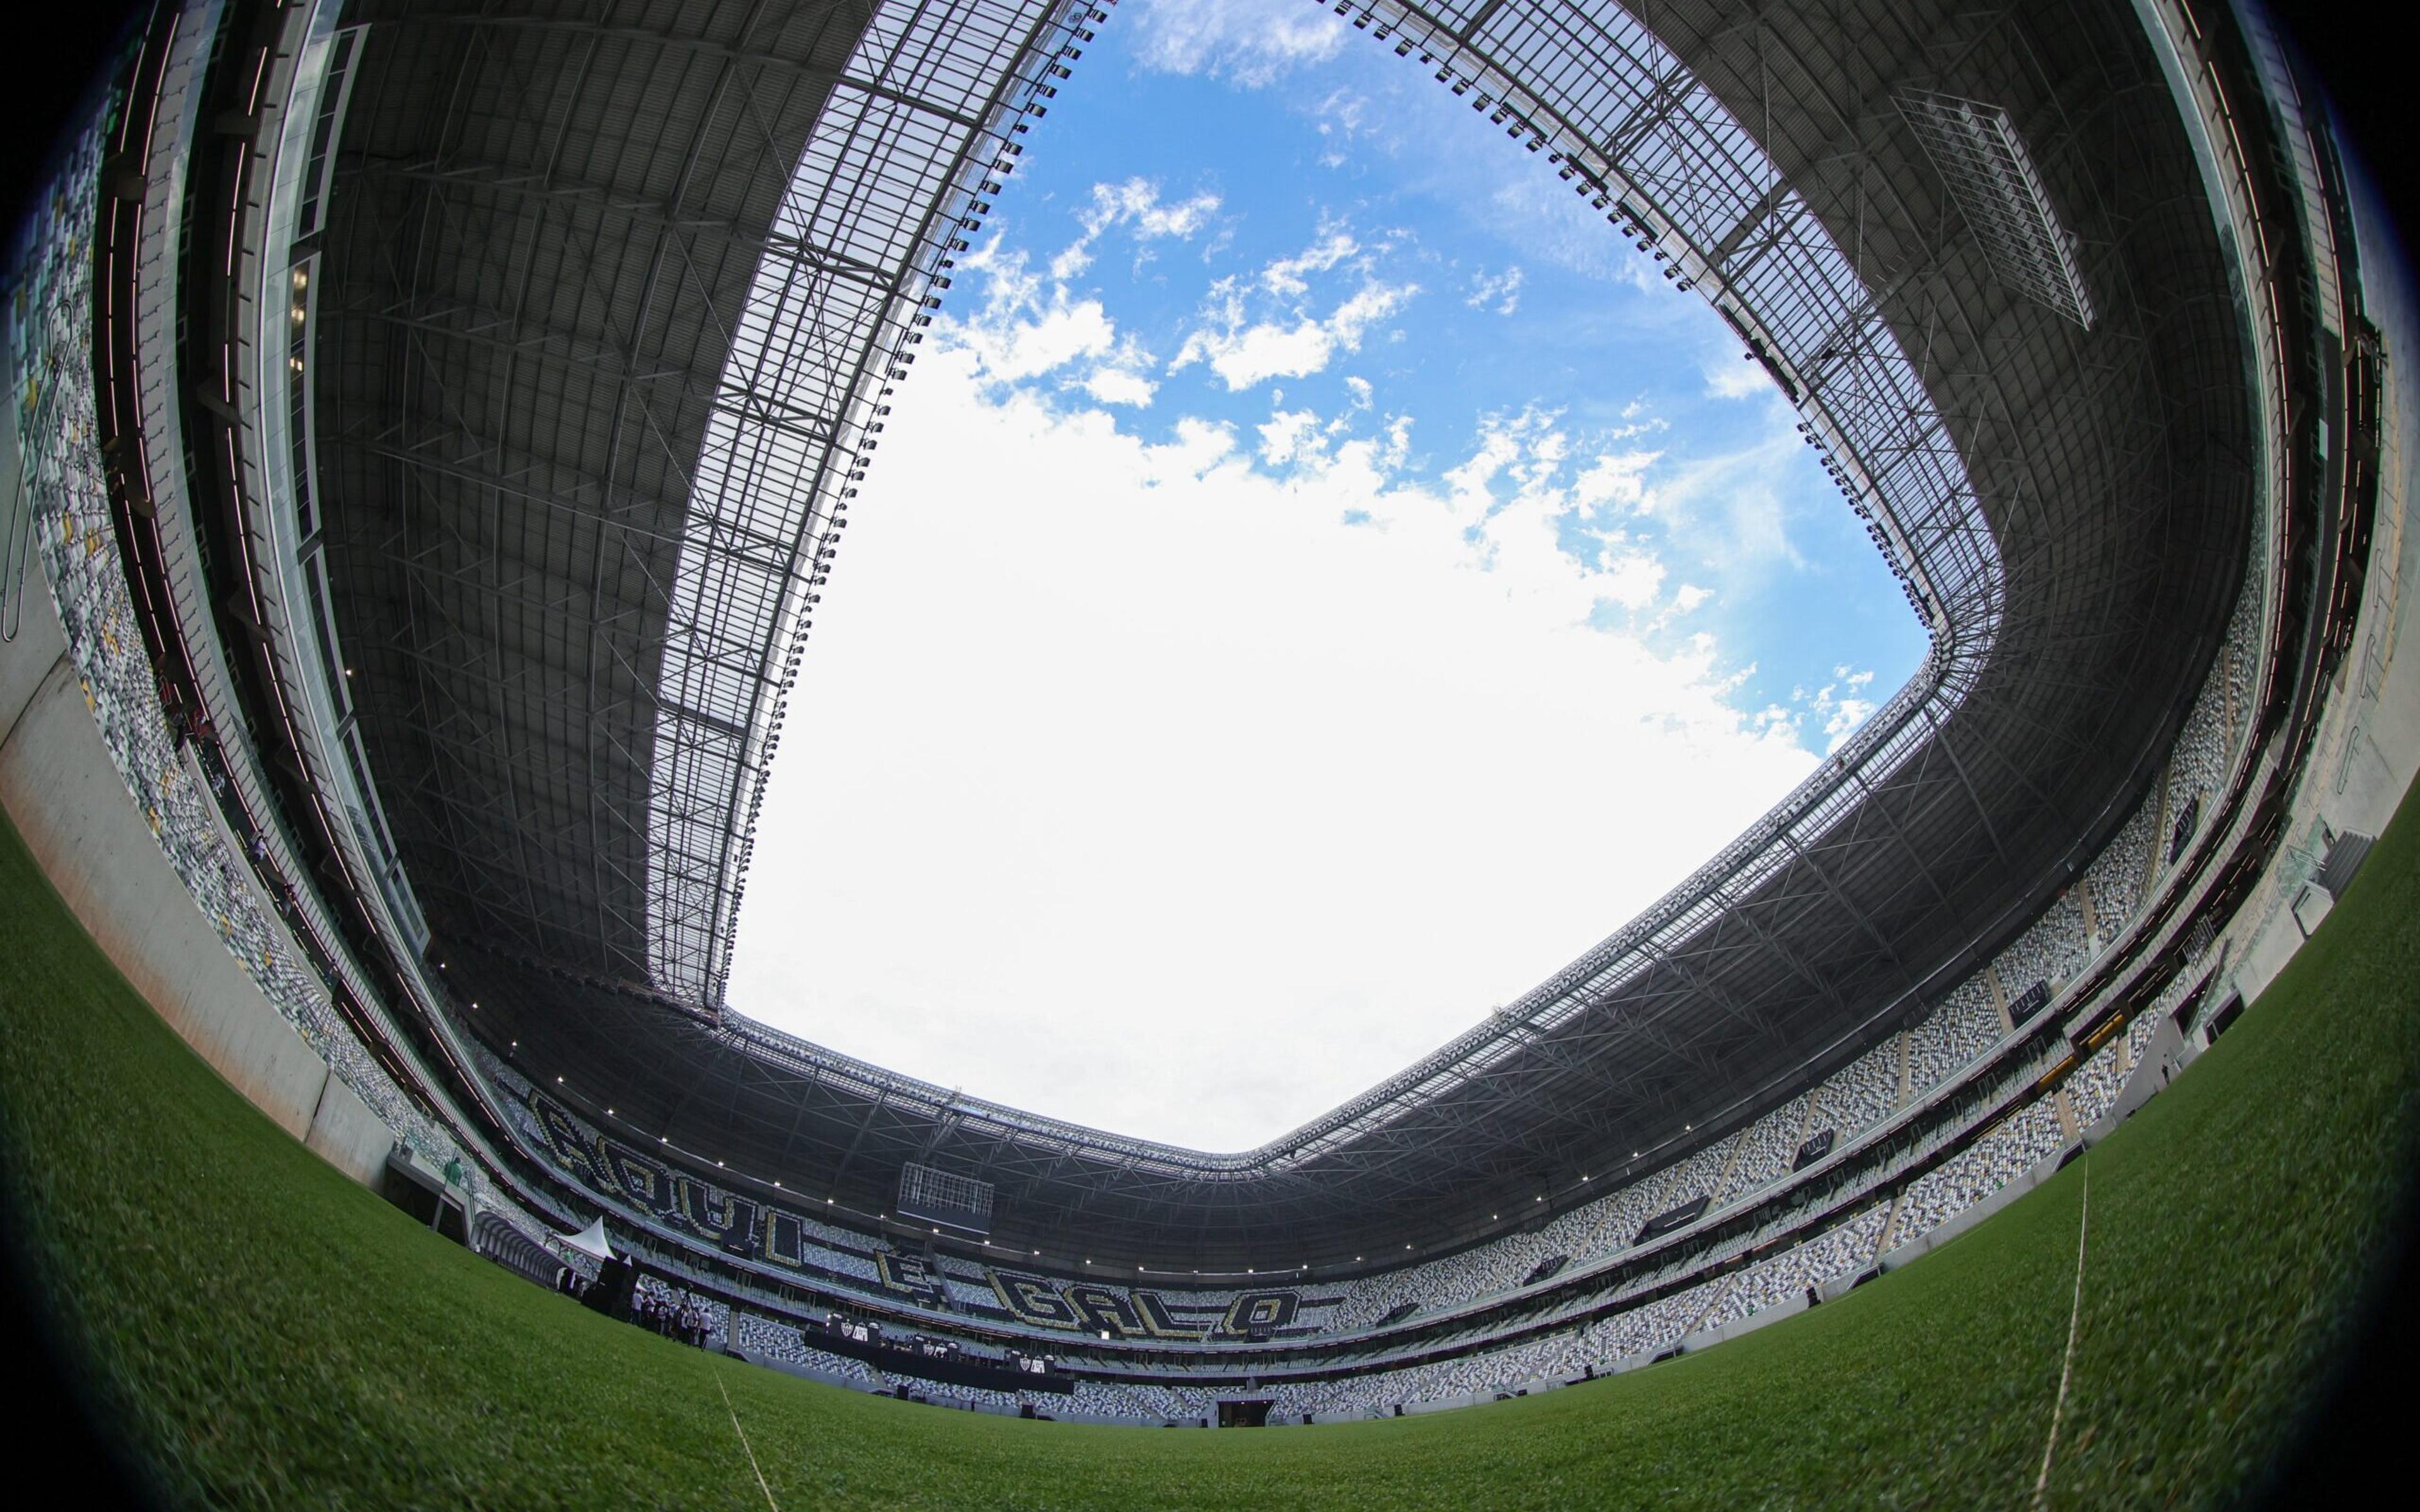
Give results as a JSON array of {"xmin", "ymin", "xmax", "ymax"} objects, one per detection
[{"xmin": 3, "ymin": 0, "xmax": 2417, "ymax": 1505}]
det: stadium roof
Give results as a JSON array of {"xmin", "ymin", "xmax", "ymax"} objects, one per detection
[{"xmin": 312, "ymin": 0, "xmax": 2254, "ymax": 1271}]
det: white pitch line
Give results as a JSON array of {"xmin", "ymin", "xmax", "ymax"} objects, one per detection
[
  {"xmin": 2032, "ymin": 1162, "xmax": 2090, "ymax": 1509},
  {"xmin": 717, "ymin": 1373, "xmax": 781, "ymax": 1512}
]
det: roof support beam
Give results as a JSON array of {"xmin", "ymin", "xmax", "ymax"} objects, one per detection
[{"xmin": 410, "ymin": 11, "xmax": 984, "ymax": 130}]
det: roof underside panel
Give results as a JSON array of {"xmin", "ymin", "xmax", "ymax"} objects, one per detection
[{"xmin": 314, "ymin": 0, "xmax": 872, "ymax": 992}]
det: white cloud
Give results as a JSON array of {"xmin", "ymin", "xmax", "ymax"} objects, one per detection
[
  {"xmin": 1127, "ymin": 0, "xmax": 1347, "ymax": 87},
  {"xmin": 1574, "ymin": 449, "xmax": 1656, "ymax": 511},
  {"xmin": 1826, "ymin": 698, "xmax": 1877, "ymax": 748},
  {"xmin": 961, "ymin": 293, "xmax": 1115, "ymax": 381},
  {"xmin": 1313, "ymin": 87, "xmax": 1374, "ymax": 166},
  {"xmin": 939, "ymin": 236, "xmax": 1131, "ymax": 386},
  {"xmin": 1051, "ymin": 177, "xmax": 1223, "ymax": 280},
  {"xmin": 1593, "ymin": 544, "xmax": 1668, "ymax": 610},
  {"xmin": 1172, "ymin": 277, "xmax": 1417, "ymax": 391},
  {"xmin": 1264, "ymin": 229, "xmax": 1357, "ymax": 297},
  {"xmin": 1144, "ymin": 413, "xmax": 1237, "ymax": 481},
  {"xmin": 725, "ymin": 347, "xmax": 1826, "ymax": 1150},
  {"xmin": 1083, "ymin": 367, "xmax": 1157, "ymax": 406},
  {"xmin": 712, "ymin": 15, "xmax": 1902, "ymax": 1150},
  {"xmin": 1794, "ymin": 671, "xmax": 1881, "ymax": 753},
  {"xmin": 942, "ymin": 232, "xmax": 1169, "ymax": 410},
  {"xmin": 1257, "ymin": 406, "xmax": 1321, "ymax": 466},
  {"xmin": 1330, "ymin": 280, "xmax": 1410, "ymax": 343},
  {"xmin": 1186, "ymin": 318, "xmax": 1333, "ymax": 389},
  {"xmin": 1637, "ymin": 426, "xmax": 1809, "ymax": 577},
  {"xmin": 1465, "ymin": 265, "xmax": 1525, "ymax": 315},
  {"xmin": 1132, "ymin": 0, "xmax": 1666, "ymax": 301},
  {"xmin": 1702, "ymin": 354, "xmax": 1770, "ymax": 400}
]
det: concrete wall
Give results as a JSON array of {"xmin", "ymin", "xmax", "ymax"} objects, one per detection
[
  {"xmin": 1, "ymin": 426, "xmax": 390, "ymax": 1187},
  {"xmin": 2232, "ymin": 160, "xmax": 2420, "ymax": 1004},
  {"xmin": 302, "ymin": 1058, "xmax": 394, "ymax": 1184}
]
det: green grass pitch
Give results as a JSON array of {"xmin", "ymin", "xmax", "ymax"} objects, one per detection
[{"xmin": 2, "ymin": 784, "xmax": 2416, "ymax": 1509}]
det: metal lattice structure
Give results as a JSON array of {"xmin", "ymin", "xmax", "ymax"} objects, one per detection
[
  {"xmin": 650, "ymin": 0, "xmax": 1092, "ymax": 1003},
  {"xmin": 310, "ymin": 0, "xmax": 2256, "ymax": 1272},
  {"xmin": 315, "ymin": 0, "xmax": 1095, "ymax": 1007},
  {"xmin": 1896, "ymin": 88, "xmax": 2099, "ymax": 328},
  {"xmin": 899, "ymin": 1162, "xmax": 998, "ymax": 1234}
]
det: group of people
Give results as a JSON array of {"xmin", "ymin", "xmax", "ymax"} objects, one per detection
[{"xmin": 636, "ymin": 1289, "xmax": 713, "ymax": 1348}]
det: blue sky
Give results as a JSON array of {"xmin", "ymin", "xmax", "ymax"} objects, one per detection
[{"xmin": 726, "ymin": 0, "xmax": 1926, "ymax": 1150}]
